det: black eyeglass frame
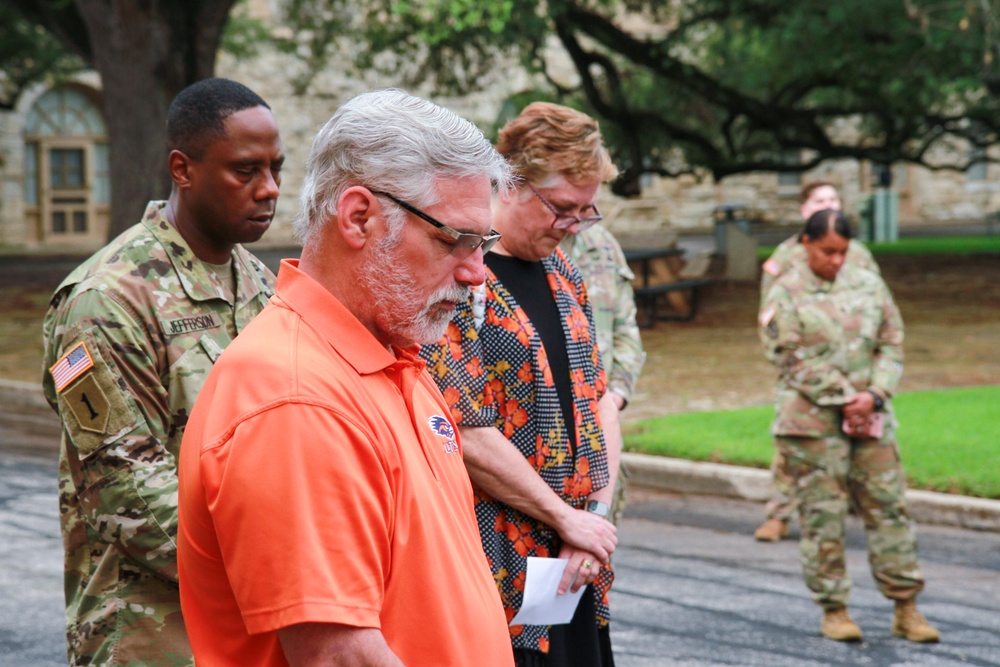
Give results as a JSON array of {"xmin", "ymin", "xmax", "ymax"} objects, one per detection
[
  {"xmin": 526, "ymin": 182, "xmax": 604, "ymax": 231},
  {"xmin": 370, "ymin": 189, "xmax": 501, "ymax": 257}
]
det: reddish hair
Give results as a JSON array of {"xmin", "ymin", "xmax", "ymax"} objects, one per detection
[{"xmin": 495, "ymin": 102, "xmax": 618, "ymax": 186}]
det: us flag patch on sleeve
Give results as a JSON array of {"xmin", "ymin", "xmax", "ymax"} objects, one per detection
[
  {"xmin": 762, "ymin": 258, "xmax": 781, "ymax": 276},
  {"xmin": 50, "ymin": 341, "xmax": 94, "ymax": 393}
]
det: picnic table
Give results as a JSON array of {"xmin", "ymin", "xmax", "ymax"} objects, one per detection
[{"xmin": 624, "ymin": 246, "xmax": 710, "ymax": 325}]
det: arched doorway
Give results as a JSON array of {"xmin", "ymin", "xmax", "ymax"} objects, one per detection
[{"xmin": 24, "ymin": 85, "xmax": 110, "ymax": 246}]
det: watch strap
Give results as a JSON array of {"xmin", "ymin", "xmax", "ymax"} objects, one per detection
[{"xmin": 586, "ymin": 500, "xmax": 610, "ymax": 518}]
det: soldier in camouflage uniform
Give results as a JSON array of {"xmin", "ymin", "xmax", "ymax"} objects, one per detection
[
  {"xmin": 41, "ymin": 78, "xmax": 282, "ymax": 666},
  {"xmin": 759, "ymin": 209, "xmax": 938, "ymax": 643},
  {"xmin": 561, "ymin": 223, "xmax": 646, "ymax": 523},
  {"xmin": 755, "ymin": 181, "xmax": 882, "ymax": 542}
]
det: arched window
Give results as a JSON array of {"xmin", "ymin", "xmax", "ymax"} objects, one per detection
[{"xmin": 24, "ymin": 85, "xmax": 110, "ymax": 245}]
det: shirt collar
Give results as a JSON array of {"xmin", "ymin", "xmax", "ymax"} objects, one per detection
[
  {"xmin": 786, "ymin": 255, "xmax": 835, "ymax": 292},
  {"xmin": 274, "ymin": 259, "xmax": 424, "ymax": 376},
  {"xmin": 802, "ymin": 264, "xmax": 836, "ymax": 292},
  {"xmin": 141, "ymin": 200, "xmax": 266, "ymax": 306}
]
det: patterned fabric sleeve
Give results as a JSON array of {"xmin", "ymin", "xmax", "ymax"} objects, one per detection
[
  {"xmin": 419, "ymin": 252, "xmax": 615, "ymax": 652},
  {"xmin": 420, "ymin": 285, "xmax": 498, "ymax": 429},
  {"xmin": 852, "ymin": 241, "xmax": 882, "ymax": 276},
  {"xmin": 43, "ymin": 290, "xmax": 179, "ymax": 579},
  {"xmin": 607, "ymin": 253, "xmax": 644, "ymax": 402}
]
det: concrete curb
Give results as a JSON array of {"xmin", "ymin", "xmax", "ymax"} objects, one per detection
[
  {"xmin": 3, "ymin": 380, "xmax": 998, "ymax": 533},
  {"xmin": 622, "ymin": 452, "xmax": 1000, "ymax": 533}
]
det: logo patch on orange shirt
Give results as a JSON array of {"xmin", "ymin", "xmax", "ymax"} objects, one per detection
[{"xmin": 428, "ymin": 415, "xmax": 459, "ymax": 454}]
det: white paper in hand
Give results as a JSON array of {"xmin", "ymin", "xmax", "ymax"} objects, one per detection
[{"xmin": 508, "ymin": 557, "xmax": 586, "ymax": 627}]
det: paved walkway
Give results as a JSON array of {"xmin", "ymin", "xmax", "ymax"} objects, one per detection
[{"xmin": 3, "ymin": 454, "xmax": 998, "ymax": 667}]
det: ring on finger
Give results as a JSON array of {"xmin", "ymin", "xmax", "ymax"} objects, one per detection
[{"xmin": 583, "ymin": 559, "xmax": 593, "ymax": 569}]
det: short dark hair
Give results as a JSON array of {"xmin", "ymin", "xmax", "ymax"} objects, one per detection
[
  {"xmin": 166, "ymin": 78, "xmax": 269, "ymax": 159},
  {"xmin": 803, "ymin": 208, "xmax": 853, "ymax": 241}
]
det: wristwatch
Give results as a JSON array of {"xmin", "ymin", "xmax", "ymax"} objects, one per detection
[
  {"xmin": 586, "ymin": 500, "xmax": 610, "ymax": 518},
  {"xmin": 867, "ymin": 390, "xmax": 885, "ymax": 412}
]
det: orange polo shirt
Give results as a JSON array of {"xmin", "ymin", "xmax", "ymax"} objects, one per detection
[{"xmin": 178, "ymin": 259, "xmax": 513, "ymax": 667}]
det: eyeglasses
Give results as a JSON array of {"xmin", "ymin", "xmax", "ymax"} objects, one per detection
[
  {"xmin": 370, "ymin": 190, "xmax": 502, "ymax": 258},
  {"xmin": 526, "ymin": 182, "xmax": 603, "ymax": 231}
]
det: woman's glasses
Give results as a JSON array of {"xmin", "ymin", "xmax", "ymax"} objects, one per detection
[{"xmin": 526, "ymin": 183, "xmax": 603, "ymax": 231}]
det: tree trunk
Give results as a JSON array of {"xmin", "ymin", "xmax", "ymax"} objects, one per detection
[{"xmin": 74, "ymin": 1, "xmax": 236, "ymax": 239}]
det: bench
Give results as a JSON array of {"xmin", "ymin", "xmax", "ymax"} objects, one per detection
[
  {"xmin": 623, "ymin": 245, "xmax": 711, "ymax": 326},
  {"xmin": 633, "ymin": 278, "xmax": 711, "ymax": 325}
]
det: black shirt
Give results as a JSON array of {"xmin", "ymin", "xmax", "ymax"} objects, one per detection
[{"xmin": 486, "ymin": 253, "xmax": 577, "ymax": 448}]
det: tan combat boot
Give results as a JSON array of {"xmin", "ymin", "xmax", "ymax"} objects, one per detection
[
  {"xmin": 753, "ymin": 518, "xmax": 789, "ymax": 542},
  {"xmin": 892, "ymin": 599, "xmax": 940, "ymax": 642},
  {"xmin": 821, "ymin": 607, "xmax": 863, "ymax": 641}
]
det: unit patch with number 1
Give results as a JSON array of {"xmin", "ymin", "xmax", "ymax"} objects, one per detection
[{"xmin": 50, "ymin": 340, "xmax": 110, "ymax": 434}]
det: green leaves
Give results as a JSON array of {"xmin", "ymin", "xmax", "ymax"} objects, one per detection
[
  {"xmin": 12, "ymin": 0, "xmax": 995, "ymax": 187},
  {"xmin": 220, "ymin": 3, "xmax": 274, "ymax": 60},
  {"xmin": 0, "ymin": 4, "xmax": 84, "ymax": 109}
]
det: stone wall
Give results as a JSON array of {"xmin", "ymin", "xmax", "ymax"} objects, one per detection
[
  {"xmin": 0, "ymin": 72, "xmax": 103, "ymax": 251},
  {"xmin": 215, "ymin": 20, "xmax": 1000, "ymax": 243},
  {"xmin": 1, "ymin": 10, "xmax": 996, "ymax": 253},
  {"xmin": 0, "ymin": 109, "xmax": 23, "ymax": 247},
  {"xmin": 214, "ymin": 3, "xmax": 539, "ymax": 247}
]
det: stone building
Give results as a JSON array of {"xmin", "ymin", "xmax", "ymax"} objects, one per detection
[{"xmin": 1, "ymin": 12, "xmax": 996, "ymax": 254}]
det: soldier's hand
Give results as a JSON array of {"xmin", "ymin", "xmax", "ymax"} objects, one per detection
[{"xmin": 842, "ymin": 392, "xmax": 875, "ymax": 431}]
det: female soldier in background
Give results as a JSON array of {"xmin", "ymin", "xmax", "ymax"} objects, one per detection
[{"xmin": 759, "ymin": 209, "xmax": 939, "ymax": 644}]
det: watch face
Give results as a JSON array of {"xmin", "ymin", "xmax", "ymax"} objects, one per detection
[
  {"xmin": 587, "ymin": 500, "xmax": 610, "ymax": 517},
  {"xmin": 868, "ymin": 391, "xmax": 884, "ymax": 411}
]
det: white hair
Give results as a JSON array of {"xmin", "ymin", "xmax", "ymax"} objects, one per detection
[{"xmin": 293, "ymin": 88, "xmax": 514, "ymax": 244}]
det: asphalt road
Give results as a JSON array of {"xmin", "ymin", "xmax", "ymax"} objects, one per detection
[
  {"xmin": 614, "ymin": 490, "xmax": 1000, "ymax": 666},
  {"xmin": 2, "ymin": 452, "xmax": 998, "ymax": 667}
]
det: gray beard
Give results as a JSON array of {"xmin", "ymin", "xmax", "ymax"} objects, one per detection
[{"xmin": 359, "ymin": 237, "xmax": 468, "ymax": 347}]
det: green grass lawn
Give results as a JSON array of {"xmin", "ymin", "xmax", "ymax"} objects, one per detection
[
  {"xmin": 757, "ymin": 235, "xmax": 1000, "ymax": 259},
  {"xmin": 623, "ymin": 385, "xmax": 1000, "ymax": 499}
]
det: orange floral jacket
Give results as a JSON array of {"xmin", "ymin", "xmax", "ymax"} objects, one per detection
[{"xmin": 420, "ymin": 248, "xmax": 613, "ymax": 653}]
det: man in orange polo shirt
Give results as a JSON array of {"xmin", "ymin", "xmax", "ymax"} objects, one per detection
[{"xmin": 177, "ymin": 89, "xmax": 516, "ymax": 666}]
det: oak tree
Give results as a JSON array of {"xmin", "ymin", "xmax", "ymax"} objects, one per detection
[
  {"xmin": 2, "ymin": 0, "xmax": 237, "ymax": 237},
  {"xmin": 301, "ymin": 0, "xmax": 1000, "ymax": 196}
]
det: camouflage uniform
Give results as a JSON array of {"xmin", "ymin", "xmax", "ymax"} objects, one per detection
[
  {"xmin": 759, "ymin": 235, "xmax": 881, "ymax": 523},
  {"xmin": 562, "ymin": 224, "xmax": 646, "ymax": 403},
  {"xmin": 41, "ymin": 201, "xmax": 274, "ymax": 666},
  {"xmin": 760, "ymin": 262, "xmax": 925, "ymax": 610},
  {"xmin": 760, "ymin": 235, "xmax": 880, "ymax": 307},
  {"xmin": 562, "ymin": 224, "xmax": 646, "ymax": 524}
]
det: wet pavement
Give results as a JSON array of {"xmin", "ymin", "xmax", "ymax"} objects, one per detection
[
  {"xmin": 2, "ymin": 451, "xmax": 998, "ymax": 667},
  {"xmin": 0, "ymin": 453, "xmax": 62, "ymax": 666}
]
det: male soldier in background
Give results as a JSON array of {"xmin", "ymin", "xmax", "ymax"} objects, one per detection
[
  {"xmin": 561, "ymin": 223, "xmax": 645, "ymax": 522},
  {"xmin": 41, "ymin": 78, "xmax": 282, "ymax": 665},
  {"xmin": 754, "ymin": 180, "xmax": 882, "ymax": 541}
]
